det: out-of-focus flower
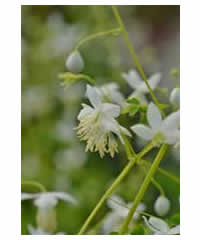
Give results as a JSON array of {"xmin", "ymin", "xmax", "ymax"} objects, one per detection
[
  {"xmin": 96, "ymin": 83, "xmax": 125, "ymax": 107},
  {"xmin": 154, "ymin": 195, "xmax": 170, "ymax": 217},
  {"xmin": 102, "ymin": 195, "xmax": 146, "ymax": 234},
  {"xmin": 28, "ymin": 225, "xmax": 65, "ymax": 235},
  {"xmin": 143, "ymin": 216, "xmax": 180, "ymax": 235},
  {"xmin": 22, "ymin": 86, "xmax": 52, "ymax": 121},
  {"xmin": 54, "ymin": 144, "xmax": 87, "ymax": 171},
  {"xmin": 76, "ymin": 85, "xmax": 131, "ymax": 158},
  {"xmin": 170, "ymin": 88, "xmax": 180, "ymax": 108},
  {"xmin": 22, "ymin": 192, "xmax": 77, "ymax": 233},
  {"xmin": 66, "ymin": 51, "xmax": 84, "ymax": 73},
  {"xmin": 131, "ymin": 102, "xmax": 180, "ymax": 146},
  {"xmin": 122, "ymin": 69, "xmax": 161, "ymax": 104}
]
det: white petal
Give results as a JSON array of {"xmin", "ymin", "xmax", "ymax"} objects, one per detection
[
  {"xmin": 122, "ymin": 70, "xmax": 142, "ymax": 89},
  {"xmin": 162, "ymin": 110, "xmax": 180, "ymax": 131},
  {"xmin": 168, "ymin": 225, "xmax": 180, "ymax": 235},
  {"xmin": 148, "ymin": 73, "xmax": 161, "ymax": 88},
  {"xmin": 129, "ymin": 91, "xmax": 148, "ymax": 105},
  {"xmin": 101, "ymin": 117, "xmax": 120, "ymax": 136},
  {"xmin": 21, "ymin": 193, "xmax": 37, "ymax": 201},
  {"xmin": 119, "ymin": 126, "xmax": 132, "ymax": 137},
  {"xmin": 143, "ymin": 216, "xmax": 160, "ymax": 233},
  {"xmin": 131, "ymin": 124, "xmax": 154, "ymax": 141},
  {"xmin": 163, "ymin": 129, "xmax": 180, "ymax": 145},
  {"xmin": 147, "ymin": 103, "xmax": 162, "ymax": 129},
  {"xmin": 149, "ymin": 217, "xmax": 170, "ymax": 233},
  {"xmin": 107, "ymin": 195, "xmax": 125, "ymax": 211},
  {"xmin": 52, "ymin": 192, "xmax": 78, "ymax": 205},
  {"xmin": 101, "ymin": 103, "xmax": 120, "ymax": 118},
  {"xmin": 170, "ymin": 88, "xmax": 180, "ymax": 107},
  {"xmin": 86, "ymin": 84, "xmax": 101, "ymax": 107},
  {"xmin": 77, "ymin": 104, "xmax": 94, "ymax": 120}
]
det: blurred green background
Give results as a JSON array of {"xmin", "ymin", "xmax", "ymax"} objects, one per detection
[{"xmin": 21, "ymin": 5, "xmax": 180, "ymax": 234}]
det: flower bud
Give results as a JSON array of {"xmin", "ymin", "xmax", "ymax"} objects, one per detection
[
  {"xmin": 170, "ymin": 88, "xmax": 180, "ymax": 107},
  {"xmin": 66, "ymin": 51, "xmax": 84, "ymax": 73},
  {"xmin": 154, "ymin": 195, "xmax": 170, "ymax": 216}
]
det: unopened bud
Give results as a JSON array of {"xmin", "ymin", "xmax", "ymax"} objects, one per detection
[
  {"xmin": 66, "ymin": 51, "xmax": 84, "ymax": 73},
  {"xmin": 154, "ymin": 195, "xmax": 170, "ymax": 216}
]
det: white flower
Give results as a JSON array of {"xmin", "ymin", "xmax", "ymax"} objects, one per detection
[
  {"xmin": 154, "ymin": 195, "xmax": 170, "ymax": 216},
  {"xmin": 22, "ymin": 192, "xmax": 77, "ymax": 233},
  {"xmin": 143, "ymin": 216, "xmax": 180, "ymax": 235},
  {"xmin": 102, "ymin": 195, "xmax": 146, "ymax": 234},
  {"xmin": 96, "ymin": 83, "xmax": 125, "ymax": 107},
  {"xmin": 170, "ymin": 88, "xmax": 180, "ymax": 108},
  {"xmin": 76, "ymin": 85, "xmax": 131, "ymax": 158},
  {"xmin": 28, "ymin": 225, "xmax": 64, "ymax": 235},
  {"xmin": 131, "ymin": 102, "xmax": 180, "ymax": 146},
  {"xmin": 21, "ymin": 191, "xmax": 77, "ymax": 207},
  {"xmin": 66, "ymin": 51, "xmax": 84, "ymax": 73},
  {"xmin": 122, "ymin": 69, "xmax": 161, "ymax": 104}
]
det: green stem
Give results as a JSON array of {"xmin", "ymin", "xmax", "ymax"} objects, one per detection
[
  {"xmin": 141, "ymin": 159, "xmax": 180, "ymax": 184},
  {"xmin": 21, "ymin": 180, "xmax": 46, "ymax": 192},
  {"xmin": 75, "ymin": 28, "xmax": 121, "ymax": 50},
  {"xmin": 119, "ymin": 144, "xmax": 168, "ymax": 234},
  {"xmin": 78, "ymin": 141, "xmax": 154, "ymax": 235},
  {"xmin": 111, "ymin": 6, "xmax": 164, "ymax": 116},
  {"xmin": 141, "ymin": 165, "xmax": 165, "ymax": 196}
]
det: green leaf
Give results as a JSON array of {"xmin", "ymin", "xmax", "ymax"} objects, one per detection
[
  {"xmin": 130, "ymin": 225, "xmax": 145, "ymax": 235},
  {"xmin": 169, "ymin": 213, "xmax": 180, "ymax": 225}
]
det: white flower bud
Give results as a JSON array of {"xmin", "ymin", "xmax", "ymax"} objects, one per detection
[
  {"xmin": 154, "ymin": 195, "xmax": 170, "ymax": 216},
  {"xmin": 170, "ymin": 88, "xmax": 180, "ymax": 107},
  {"xmin": 66, "ymin": 51, "xmax": 84, "ymax": 73}
]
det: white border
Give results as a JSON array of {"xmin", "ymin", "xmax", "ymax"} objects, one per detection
[{"xmin": 6, "ymin": 0, "xmax": 200, "ymax": 239}]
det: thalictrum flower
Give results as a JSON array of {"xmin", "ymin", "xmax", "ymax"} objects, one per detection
[
  {"xmin": 131, "ymin": 102, "xmax": 180, "ymax": 146},
  {"xmin": 170, "ymin": 88, "xmax": 180, "ymax": 108},
  {"xmin": 22, "ymin": 192, "xmax": 77, "ymax": 233},
  {"xmin": 102, "ymin": 195, "xmax": 146, "ymax": 233},
  {"xmin": 122, "ymin": 69, "xmax": 161, "ymax": 104},
  {"xmin": 96, "ymin": 82, "xmax": 125, "ymax": 107},
  {"xmin": 143, "ymin": 216, "xmax": 180, "ymax": 235},
  {"xmin": 154, "ymin": 195, "xmax": 171, "ymax": 217},
  {"xmin": 76, "ymin": 85, "xmax": 131, "ymax": 158}
]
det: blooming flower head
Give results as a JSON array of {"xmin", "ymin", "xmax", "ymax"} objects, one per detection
[
  {"xmin": 96, "ymin": 82, "xmax": 125, "ymax": 107},
  {"xmin": 131, "ymin": 102, "xmax": 180, "ymax": 146},
  {"xmin": 143, "ymin": 216, "xmax": 180, "ymax": 235},
  {"xmin": 76, "ymin": 85, "xmax": 131, "ymax": 158},
  {"xmin": 122, "ymin": 69, "xmax": 161, "ymax": 104}
]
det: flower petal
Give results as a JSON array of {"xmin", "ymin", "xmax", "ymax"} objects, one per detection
[
  {"xmin": 119, "ymin": 126, "xmax": 132, "ymax": 137},
  {"xmin": 77, "ymin": 104, "xmax": 94, "ymax": 120},
  {"xmin": 147, "ymin": 102, "xmax": 162, "ymax": 129},
  {"xmin": 149, "ymin": 217, "xmax": 170, "ymax": 233},
  {"xmin": 86, "ymin": 84, "xmax": 101, "ymax": 107},
  {"xmin": 162, "ymin": 110, "xmax": 180, "ymax": 131},
  {"xmin": 52, "ymin": 192, "xmax": 78, "ymax": 205},
  {"xmin": 122, "ymin": 70, "xmax": 142, "ymax": 89},
  {"xmin": 143, "ymin": 216, "xmax": 160, "ymax": 233},
  {"xmin": 131, "ymin": 124, "xmax": 154, "ymax": 141},
  {"xmin": 101, "ymin": 103, "xmax": 120, "ymax": 118},
  {"xmin": 21, "ymin": 193, "xmax": 37, "ymax": 201},
  {"xmin": 168, "ymin": 225, "xmax": 180, "ymax": 235}
]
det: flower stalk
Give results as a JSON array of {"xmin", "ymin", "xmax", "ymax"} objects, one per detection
[{"xmin": 119, "ymin": 144, "xmax": 168, "ymax": 234}]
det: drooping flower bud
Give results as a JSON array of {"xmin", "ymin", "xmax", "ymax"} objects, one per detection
[
  {"xmin": 66, "ymin": 51, "xmax": 84, "ymax": 73},
  {"xmin": 170, "ymin": 88, "xmax": 180, "ymax": 107},
  {"xmin": 154, "ymin": 195, "xmax": 170, "ymax": 216}
]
